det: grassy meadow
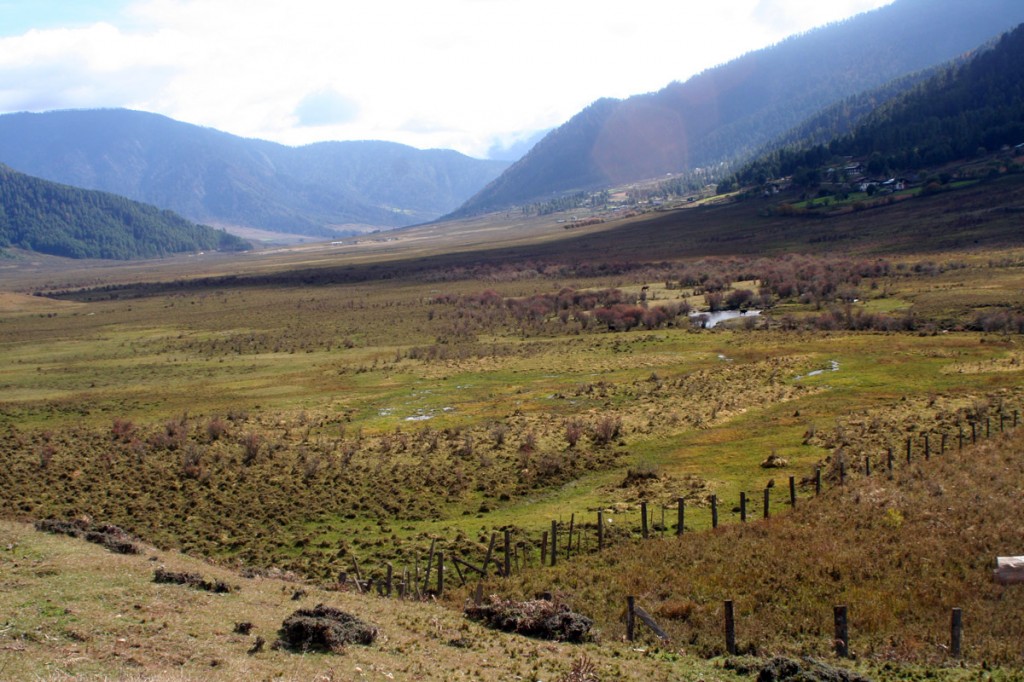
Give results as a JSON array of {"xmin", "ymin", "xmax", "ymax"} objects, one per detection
[{"xmin": 2, "ymin": 183, "xmax": 1024, "ymax": 678}]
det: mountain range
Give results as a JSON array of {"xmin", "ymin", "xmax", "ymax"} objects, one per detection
[
  {"xmin": 451, "ymin": 0, "xmax": 1024, "ymax": 217},
  {"xmin": 0, "ymin": 109, "xmax": 509, "ymax": 237}
]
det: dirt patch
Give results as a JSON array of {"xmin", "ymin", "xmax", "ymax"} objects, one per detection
[{"xmin": 276, "ymin": 603, "xmax": 378, "ymax": 652}]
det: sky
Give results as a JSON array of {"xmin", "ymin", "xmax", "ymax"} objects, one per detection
[{"xmin": 0, "ymin": 0, "xmax": 895, "ymax": 159}]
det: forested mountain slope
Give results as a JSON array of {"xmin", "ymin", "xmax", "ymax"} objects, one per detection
[{"xmin": 0, "ymin": 164, "xmax": 249, "ymax": 259}]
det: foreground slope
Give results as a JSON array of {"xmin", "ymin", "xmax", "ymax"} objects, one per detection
[
  {"xmin": 453, "ymin": 0, "xmax": 1024, "ymax": 215},
  {"xmin": 0, "ymin": 519, "xmax": 743, "ymax": 681}
]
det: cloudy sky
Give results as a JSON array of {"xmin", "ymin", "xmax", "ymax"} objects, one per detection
[{"xmin": 0, "ymin": 0, "xmax": 894, "ymax": 158}]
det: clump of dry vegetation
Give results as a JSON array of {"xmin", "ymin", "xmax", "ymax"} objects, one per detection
[
  {"xmin": 153, "ymin": 566, "xmax": 235, "ymax": 593},
  {"xmin": 465, "ymin": 595, "xmax": 593, "ymax": 642},
  {"xmin": 35, "ymin": 518, "xmax": 141, "ymax": 555},
  {"xmin": 276, "ymin": 603, "xmax": 378, "ymax": 652}
]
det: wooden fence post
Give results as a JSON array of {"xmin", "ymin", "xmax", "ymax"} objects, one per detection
[
  {"xmin": 423, "ymin": 539, "xmax": 436, "ymax": 592},
  {"xmin": 971, "ymin": 421, "xmax": 977, "ymax": 444},
  {"xmin": 834, "ymin": 605, "xmax": 849, "ymax": 658},
  {"xmin": 503, "ymin": 530, "xmax": 511, "ymax": 578},
  {"xmin": 566, "ymin": 514, "xmax": 574, "ymax": 560},
  {"xmin": 386, "ymin": 562, "xmax": 393, "ymax": 598},
  {"xmin": 641, "ymin": 501, "xmax": 649, "ymax": 539},
  {"xmin": 711, "ymin": 495, "xmax": 718, "ymax": 529},
  {"xmin": 724, "ymin": 599, "xmax": 737, "ymax": 655},
  {"xmin": 677, "ymin": 498, "xmax": 685, "ymax": 536},
  {"xmin": 951, "ymin": 607, "xmax": 962, "ymax": 659},
  {"xmin": 626, "ymin": 596, "xmax": 636, "ymax": 641},
  {"xmin": 865, "ymin": 456, "xmax": 871, "ymax": 476},
  {"xmin": 887, "ymin": 448, "xmax": 894, "ymax": 477},
  {"xmin": 550, "ymin": 520, "xmax": 557, "ymax": 567},
  {"xmin": 436, "ymin": 552, "xmax": 444, "ymax": 596},
  {"xmin": 597, "ymin": 511, "xmax": 604, "ymax": 550},
  {"xmin": 986, "ymin": 416, "xmax": 990, "ymax": 438},
  {"xmin": 763, "ymin": 486, "xmax": 770, "ymax": 519},
  {"xmin": 740, "ymin": 491, "xmax": 747, "ymax": 522},
  {"xmin": 789, "ymin": 476, "xmax": 796, "ymax": 507},
  {"xmin": 839, "ymin": 460, "xmax": 846, "ymax": 486},
  {"xmin": 815, "ymin": 466, "xmax": 822, "ymax": 495}
]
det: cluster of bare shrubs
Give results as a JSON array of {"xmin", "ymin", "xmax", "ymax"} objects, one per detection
[{"xmin": 436, "ymin": 287, "xmax": 693, "ymax": 334}]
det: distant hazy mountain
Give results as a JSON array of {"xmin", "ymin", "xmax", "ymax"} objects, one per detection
[
  {"xmin": 0, "ymin": 164, "xmax": 249, "ymax": 259},
  {"xmin": 452, "ymin": 0, "xmax": 1024, "ymax": 216},
  {"xmin": 0, "ymin": 109, "xmax": 509, "ymax": 237}
]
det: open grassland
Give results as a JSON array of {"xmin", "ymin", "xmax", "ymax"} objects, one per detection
[{"xmin": 2, "ymin": 181, "xmax": 1024, "ymax": 678}]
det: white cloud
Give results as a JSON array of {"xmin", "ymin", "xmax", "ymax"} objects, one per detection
[{"xmin": 0, "ymin": 0, "xmax": 896, "ymax": 157}]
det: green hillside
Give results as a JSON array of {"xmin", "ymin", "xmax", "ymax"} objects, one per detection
[{"xmin": 0, "ymin": 164, "xmax": 249, "ymax": 259}]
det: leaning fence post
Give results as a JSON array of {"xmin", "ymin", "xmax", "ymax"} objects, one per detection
[
  {"xmin": 951, "ymin": 607, "xmax": 963, "ymax": 659},
  {"xmin": 677, "ymin": 498, "xmax": 685, "ymax": 536},
  {"xmin": 724, "ymin": 599, "xmax": 737, "ymax": 655},
  {"xmin": 626, "ymin": 596, "xmax": 636, "ymax": 642},
  {"xmin": 834, "ymin": 605, "xmax": 849, "ymax": 658}
]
